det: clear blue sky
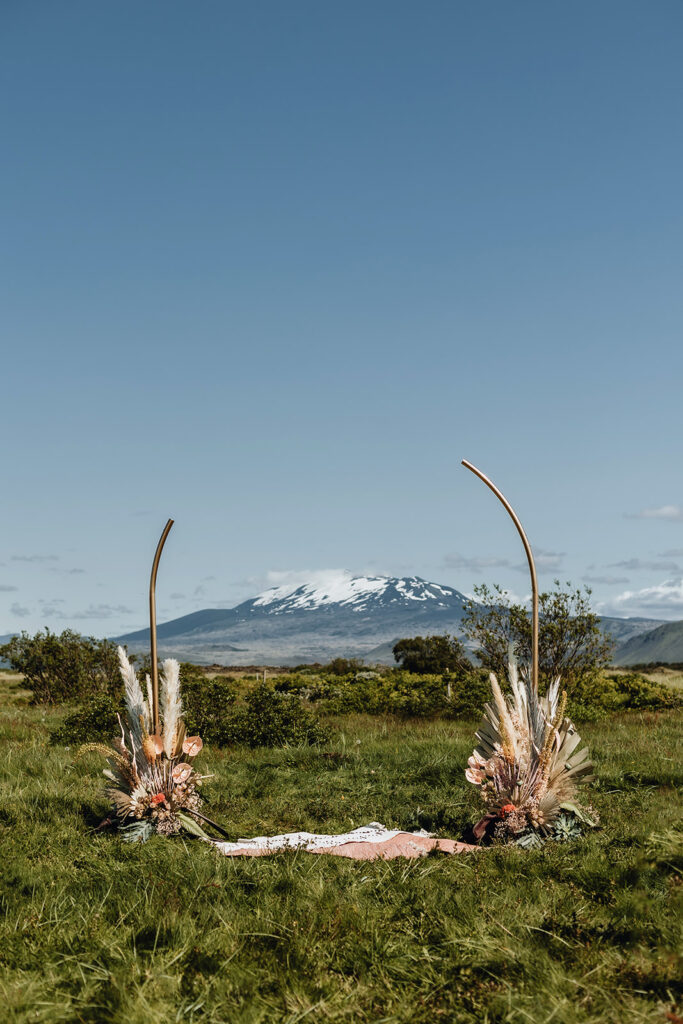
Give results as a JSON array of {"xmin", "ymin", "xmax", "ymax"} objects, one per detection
[{"xmin": 2, "ymin": 1, "xmax": 682, "ymax": 635}]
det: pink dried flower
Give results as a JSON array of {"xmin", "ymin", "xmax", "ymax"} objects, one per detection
[
  {"xmin": 182, "ymin": 736, "xmax": 203, "ymax": 757},
  {"xmin": 172, "ymin": 763, "xmax": 192, "ymax": 784}
]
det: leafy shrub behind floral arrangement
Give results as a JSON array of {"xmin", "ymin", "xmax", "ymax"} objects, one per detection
[
  {"xmin": 180, "ymin": 670, "xmax": 238, "ymax": 746},
  {"xmin": 569, "ymin": 671, "xmax": 683, "ymax": 720},
  {"xmin": 50, "ymin": 693, "xmax": 122, "ymax": 746},
  {"xmin": 1, "ymin": 630, "xmax": 121, "ymax": 704},
  {"xmin": 225, "ymin": 683, "xmax": 329, "ymax": 747},
  {"xmin": 52, "ymin": 674, "xmax": 328, "ymax": 749},
  {"xmin": 276, "ymin": 668, "xmax": 490, "ymax": 719}
]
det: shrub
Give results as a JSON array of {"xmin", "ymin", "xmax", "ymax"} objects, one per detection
[
  {"xmin": 49, "ymin": 693, "xmax": 122, "ymax": 745},
  {"xmin": 273, "ymin": 673, "xmax": 315, "ymax": 694},
  {"xmin": 462, "ymin": 580, "xmax": 614, "ymax": 692},
  {"xmin": 322, "ymin": 657, "xmax": 364, "ymax": 676},
  {"xmin": 0, "ymin": 630, "xmax": 121, "ymax": 704},
  {"xmin": 445, "ymin": 668, "xmax": 492, "ymax": 718},
  {"xmin": 182, "ymin": 672, "xmax": 238, "ymax": 746},
  {"xmin": 393, "ymin": 635, "xmax": 471, "ymax": 675},
  {"xmin": 226, "ymin": 683, "xmax": 329, "ymax": 747},
  {"xmin": 569, "ymin": 671, "xmax": 683, "ymax": 720},
  {"xmin": 318, "ymin": 670, "xmax": 450, "ymax": 717}
]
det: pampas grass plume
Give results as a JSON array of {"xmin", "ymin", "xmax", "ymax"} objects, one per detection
[{"xmin": 160, "ymin": 658, "xmax": 182, "ymax": 757}]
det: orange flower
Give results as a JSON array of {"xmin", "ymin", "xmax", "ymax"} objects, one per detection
[
  {"xmin": 150, "ymin": 792, "xmax": 166, "ymax": 806},
  {"xmin": 499, "ymin": 803, "xmax": 516, "ymax": 817}
]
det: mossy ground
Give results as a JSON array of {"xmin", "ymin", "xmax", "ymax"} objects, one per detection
[{"xmin": 1, "ymin": 672, "xmax": 681, "ymax": 1023}]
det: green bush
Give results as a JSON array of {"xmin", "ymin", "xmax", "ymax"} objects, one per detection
[
  {"xmin": 445, "ymin": 668, "xmax": 492, "ymax": 718},
  {"xmin": 321, "ymin": 657, "xmax": 364, "ymax": 676},
  {"xmin": 569, "ymin": 671, "xmax": 683, "ymax": 720},
  {"xmin": 226, "ymin": 683, "xmax": 329, "ymax": 747},
  {"xmin": 317, "ymin": 670, "xmax": 450, "ymax": 717},
  {"xmin": 272, "ymin": 673, "xmax": 315, "ymax": 694},
  {"xmin": 277, "ymin": 667, "xmax": 489, "ymax": 719},
  {"xmin": 49, "ymin": 676, "xmax": 328, "ymax": 750},
  {"xmin": 181, "ymin": 671, "xmax": 238, "ymax": 746},
  {"xmin": 49, "ymin": 693, "xmax": 122, "ymax": 745},
  {"xmin": 0, "ymin": 630, "xmax": 121, "ymax": 704},
  {"xmin": 393, "ymin": 634, "xmax": 471, "ymax": 674}
]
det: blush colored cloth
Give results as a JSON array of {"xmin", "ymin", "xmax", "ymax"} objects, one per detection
[{"xmin": 211, "ymin": 822, "xmax": 481, "ymax": 860}]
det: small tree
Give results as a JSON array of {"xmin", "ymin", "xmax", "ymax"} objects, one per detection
[
  {"xmin": 461, "ymin": 580, "xmax": 614, "ymax": 692},
  {"xmin": 392, "ymin": 634, "xmax": 471, "ymax": 675},
  {"xmin": 0, "ymin": 629, "xmax": 121, "ymax": 703}
]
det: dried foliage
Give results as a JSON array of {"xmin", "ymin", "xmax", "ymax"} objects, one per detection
[
  {"xmin": 466, "ymin": 656, "xmax": 596, "ymax": 845},
  {"xmin": 79, "ymin": 647, "xmax": 210, "ymax": 841}
]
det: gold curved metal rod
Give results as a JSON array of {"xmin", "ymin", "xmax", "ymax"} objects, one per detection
[
  {"xmin": 149, "ymin": 518, "xmax": 174, "ymax": 734},
  {"xmin": 461, "ymin": 460, "xmax": 539, "ymax": 695}
]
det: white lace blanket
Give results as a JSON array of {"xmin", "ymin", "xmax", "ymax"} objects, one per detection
[{"xmin": 212, "ymin": 821, "xmax": 432, "ymax": 854}]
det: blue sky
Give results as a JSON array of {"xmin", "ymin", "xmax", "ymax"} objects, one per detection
[{"xmin": 2, "ymin": 1, "xmax": 683, "ymax": 636}]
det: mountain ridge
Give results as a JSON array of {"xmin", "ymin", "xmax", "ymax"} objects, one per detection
[
  {"xmin": 113, "ymin": 571, "xmax": 679, "ymax": 666},
  {"xmin": 115, "ymin": 573, "xmax": 471, "ymax": 665}
]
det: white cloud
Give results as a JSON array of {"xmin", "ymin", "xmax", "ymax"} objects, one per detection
[
  {"xmin": 443, "ymin": 553, "xmax": 510, "ymax": 571},
  {"xmin": 609, "ymin": 558, "xmax": 681, "ymax": 573},
  {"xmin": 11, "ymin": 554, "xmax": 59, "ymax": 563},
  {"xmin": 69, "ymin": 604, "xmax": 134, "ymax": 620},
  {"xmin": 627, "ymin": 505, "xmax": 683, "ymax": 522},
  {"xmin": 512, "ymin": 548, "xmax": 565, "ymax": 574},
  {"xmin": 582, "ymin": 574, "xmax": 630, "ymax": 585},
  {"xmin": 608, "ymin": 578, "xmax": 683, "ymax": 617}
]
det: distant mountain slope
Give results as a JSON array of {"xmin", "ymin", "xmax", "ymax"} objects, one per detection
[
  {"xmin": 613, "ymin": 619, "xmax": 683, "ymax": 666},
  {"xmin": 599, "ymin": 616, "xmax": 668, "ymax": 646},
  {"xmin": 113, "ymin": 573, "xmax": 678, "ymax": 667},
  {"xmin": 115, "ymin": 573, "xmax": 471, "ymax": 665}
]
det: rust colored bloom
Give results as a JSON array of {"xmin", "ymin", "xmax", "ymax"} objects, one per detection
[
  {"xmin": 150, "ymin": 792, "xmax": 166, "ymax": 806},
  {"xmin": 499, "ymin": 803, "xmax": 516, "ymax": 817}
]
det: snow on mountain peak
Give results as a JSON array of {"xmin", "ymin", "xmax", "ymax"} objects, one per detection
[{"xmin": 252, "ymin": 570, "xmax": 457, "ymax": 612}]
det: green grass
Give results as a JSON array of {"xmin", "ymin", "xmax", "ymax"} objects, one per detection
[{"xmin": 0, "ymin": 671, "xmax": 681, "ymax": 1024}]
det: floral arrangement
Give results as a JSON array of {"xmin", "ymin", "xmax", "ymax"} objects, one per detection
[
  {"xmin": 81, "ymin": 646, "xmax": 215, "ymax": 842},
  {"xmin": 466, "ymin": 657, "xmax": 597, "ymax": 846}
]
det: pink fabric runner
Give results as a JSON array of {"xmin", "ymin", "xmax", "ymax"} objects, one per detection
[{"xmin": 211, "ymin": 822, "xmax": 481, "ymax": 860}]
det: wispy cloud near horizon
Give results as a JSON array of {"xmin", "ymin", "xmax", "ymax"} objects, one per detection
[
  {"xmin": 606, "ymin": 577, "xmax": 683, "ymax": 617},
  {"xmin": 609, "ymin": 557, "xmax": 681, "ymax": 573},
  {"xmin": 582, "ymin": 574, "xmax": 630, "ymax": 585},
  {"xmin": 11, "ymin": 554, "xmax": 60, "ymax": 563},
  {"xmin": 443, "ymin": 553, "xmax": 511, "ymax": 571},
  {"xmin": 626, "ymin": 505, "xmax": 683, "ymax": 522}
]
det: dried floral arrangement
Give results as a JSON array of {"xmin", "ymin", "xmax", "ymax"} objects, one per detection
[
  {"xmin": 466, "ymin": 657, "xmax": 597, "ymax": 847},
  {"xmin": 81, "ymin": 647, "xmax": 218, "ymax": 843}
]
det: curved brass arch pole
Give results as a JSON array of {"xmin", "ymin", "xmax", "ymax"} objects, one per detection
[
  {"xmin": 149, "ymin": 518, "xmax": 174, "ymax": 734},
  {"xmin": 461, "ymin": 460, "xmax": 539, "ymax": 695}
]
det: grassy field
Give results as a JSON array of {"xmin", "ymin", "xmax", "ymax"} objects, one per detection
[{"xmin": 1, "ymin": 670, "xmax": 681, "ymax": 1024}]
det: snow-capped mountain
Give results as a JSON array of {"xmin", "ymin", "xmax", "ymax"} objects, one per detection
[
  {"xmin": 113, "ymin": 570, "xmax": 670, "ymax": 667},
  {"xmin": 252, "ymin": 573, "xmax": 461, "ymax": 613},
  {"xmin": 115, "ymin": 571, "xmax": 471, "ymax": 665}
]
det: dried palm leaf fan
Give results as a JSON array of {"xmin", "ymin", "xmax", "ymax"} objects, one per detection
[
  {"xmin": 461, "ymin": 462, "xmax": 596, "ymax": 846},
  {"xmin": 81, "ymin": 520, "xmax": 229, "ymax": 842}
]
